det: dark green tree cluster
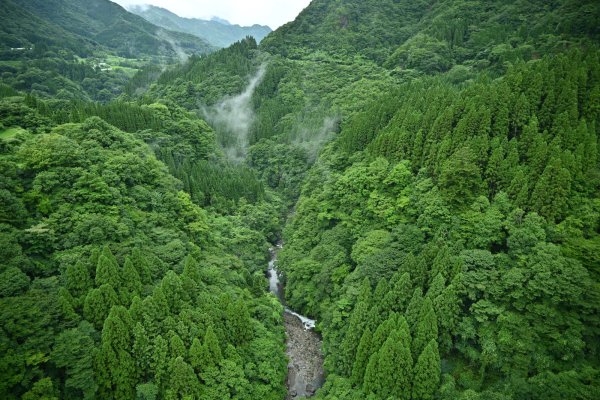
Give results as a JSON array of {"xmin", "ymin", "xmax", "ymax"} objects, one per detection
[
  {"xmin": 262, "ymin": 0, "xmax": 600, "ymax": 71},
  {"xmin": 281, "ymin": 50, "xmax": 600, "ymax": 399},
  {"xmin": 153, "ymin": 37, "xmax": 260, "ymax": 107},
  {"xmin": 2, "ymin": 0, "xmax": 600, "ymax": 399},
  {"xmin": 0, "ymin": 0, "xmax": 214, "ymax": 59},
  {"xmin": 0, "ymin": 103, "xmax": 287, "ymax": 399}
]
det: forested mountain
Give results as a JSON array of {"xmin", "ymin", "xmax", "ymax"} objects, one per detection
[
  {"xmin": 1, "ymin": 0, "xmax": 600, "ymax": 399},
  {"xmin": 129, "ymin": 5, "xmax": 272, "ymax": 48},
  {"xmin": 282, "ymin": 50, "xmax": 600, "ymax": 399},
  {"xmin": 0, "ymin": 0, "xmax": 215, "ymax": 58},
  {"xmin": 0, "ymin": 0, "xmax": 216, "ymax": 105},
  {"xmin": 263, "ymin": 0, "xmax": 600, "ymax": 67},
  {"xmin": 0, "ymin": 100, "xmax": 287, "ymax": 399}
]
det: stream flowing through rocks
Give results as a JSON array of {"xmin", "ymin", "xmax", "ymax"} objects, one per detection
[{"xmin": 268, "ymin": 245, "xmax": 324, "ymax": 399}]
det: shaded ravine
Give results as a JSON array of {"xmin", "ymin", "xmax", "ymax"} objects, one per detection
[{"xmin": 268, "ymin": 245, "xmax": 324, "ymax": 399}]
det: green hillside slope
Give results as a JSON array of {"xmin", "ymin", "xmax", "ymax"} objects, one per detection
[
  {"xmin": 0, "ymin": 0, "xmax": 215, "ymax": 58},
  {"xmin": 0, "ymin": 0, "xmax": 599, "ymax": 399}
]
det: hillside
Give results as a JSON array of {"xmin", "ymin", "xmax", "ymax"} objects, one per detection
[
  {"xmin": 0, "ymin": 0, "xmax": 599, "ymax": 399},
  {"xmin": 147, "ymin": 0, "xmax": 600, "ymax": 170},
  {"xmin": 130, "ymin": 5, "xmax": 272, "ymax": 48},
  {"xmin": 262, "ymin": 0, "xmax": 600, "ymax": 68},
  {"xmin": 0, "ymin": 0, "xmax": 215, "ymax": 58},
  {"xmin": 148, "ymin": 0, "xmax": 600, "ymax": 398},
  {"xmin": 0, "ymin": 0, "xmax": 217, "ymax": 104}
]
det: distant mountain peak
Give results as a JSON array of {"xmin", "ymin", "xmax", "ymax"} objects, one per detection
[
  {"xmin": 0, "ymin": 0, "xmax": 214, "ymax": 58},
  {"xmin": 129, "ymin": 4, "xmax": 271, "ymax": 48},
  {"xmin": 210, "ymin": 16, "xmax": 231, "ymax": 26}
]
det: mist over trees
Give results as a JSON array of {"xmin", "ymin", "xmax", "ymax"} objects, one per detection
[{"xmin": 1, "ymin": 0, "xmax": 599, "ymax": 399}]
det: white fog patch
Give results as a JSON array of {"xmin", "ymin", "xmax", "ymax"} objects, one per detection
[
  {"xmin": 294, "ymin": 115, "xmax": 339, "ymax": 161},
  {"xmin": 156, "ymin": 29, "xmax": 189, "ymax": 63},
  {"xmin": 202, "ymin": 64, "xmax": 267, "ymax": 161},
  {"xmin": 127, "ymin": 4, "xmax": 150, "ymax": 12}
]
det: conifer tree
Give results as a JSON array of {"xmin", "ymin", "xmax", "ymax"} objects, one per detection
[
  {"xmin": 520, "ymin": 116, "xmax": 540, "ymax": 161},
  {"xmin": 151, "ymin": 286, "xmax": 170, "ymax": 319},
  {"xmin": 181, "ymin": 256, "xmax": 202, "ymax": 301},
  {"xmin": 405, "ymin": 287, "xmax": 424, "ymax": 333},
  {"xmin": 350, "ymin": 327, "xmax": 372, "ymax": 387},
  {"xmin": 132, "ymin": 322, "xmax": 151, "ymax": 380},
  {"xmin": 400, "ymin": 253, "xmax": 426, "ymax": 289},
  {"xmin": 366, "ymin": 279, "xmax": 390, "ymax": 332},
  {"xmin": 65, "ymin": 261, "xmax": 93, "ymax": 299},
  {"xmin": 371, "ymin": 313, "xmax": 397, "ymax": 352},
  {"xmin": 364, "ymin": 330, "xmax": 412, "ymax": 400},
  {"xmin": 95, "ymin": 246, "xmax": 121, "ymax": 289},
  {"xmin": 202, "ymin": 325, "xmax": 222, "ymax": 368},
  {"xmin": 87, "ymin": 247, "xmax": 101, "ymax": 276},
  {"xmin": 362, "ymin": 350, "xmax": 379, "ymax": 395},
  {"xmin": 121, "ymin": 256, "xmax": 142, "ymax": 304},
  {"xmin": 507, "ymin": 167, "xmax": 530, "ymax": 208},
  {"xmin": 96, "ymin": 306, "xmax": 137, "ymax": 400},
  {"xmin": 169, "ymin": 333, "xmax": 186, "ymax": 359},
  {"xmin": 412, "ymin": 339, "xmax": 441, "ymax": 400},
  {"xmin": 426, "ymin": 273, "xmax": 446, "ymax": 300},
  {"xmin": 165, "ymin": 357, "xmax": 201, "ymax": 400},
  {"xmin": 189, "ymin": 337, "xmax": 204, "ymax": 374},
  {"xmin": 226, "ymin": 299, "xmax": 252, "ymax": 345},
  {"xmin": 430, "ymin": 245, "xmax": 451, "ymax": 283},
  {"xmin": 151, "ymin": 335, "xmax": 169, "ymax": 390},
  {"xmin": 339, "ymin": 278, "xmax": 371, "ymax": 376},
  {"xmin": 130, "ymin": 248, "xmax": 152, "ymax": 285},
  {"xmin": 182, "ymin": 254, "xmax": 201, "ymax": 283},
  {"xmin": 161, "ymin": 271, "xmax": 186, "ymax": 314},
  {"xmin": 527, "ymin": 132, "xmax": 549, "ymax": 181},
  {"xmin": 500, "ymin": 140, "xmax": 520, "ymax": 190},
  {"xmin": 381, "ymin": 272, "xmax": 412, "ymax": 314},
  {"xmin": 413, "ymin": 297, "xmax": 438, "ymax": 359},
  {"xmin": 485, "ymin": 138, "xmax": 505, "ymax": 195},
  {"xmin": 397, "ymin": 315, "xmax": 412, "ymax": 351},
  {"xmin": 83, "ymin": 284, "xmax": 119, "ymax": 330},
  {"xmin": 434, "ymin": 279, "xmax": 462, "ymax": 353},
  {"xmin": 530, "ymin": 156, "xmax": 571, "ymax": 222},
  {"xmin": 58, "ymin": 287, "xmax": 80, "ymax": 327},
  {"xmin": 128, "ymin": 296, "xmax": 143, "ymax": 323}
]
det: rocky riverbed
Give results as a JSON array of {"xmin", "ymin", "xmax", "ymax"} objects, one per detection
[
  {"xmin": 268, "ymin": 246, "xmax": 324, "ymax": 398},
  {"xmin": 285, "ymin": 312, "xmax": 324, "ymax": 399}
]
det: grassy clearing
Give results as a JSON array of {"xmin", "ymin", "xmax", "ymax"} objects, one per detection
[
  {"xmin": 0, "ymin": 127, "xmax": 26, "ymax": 139},
  {"xmin": 0, "ymin": 60, "xmax": 22, "ymax": 67}
]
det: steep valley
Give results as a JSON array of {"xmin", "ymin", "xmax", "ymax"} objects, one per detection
[{"xmin": 0, "ymin": 0, "xmax": 599, "ymax": 399}]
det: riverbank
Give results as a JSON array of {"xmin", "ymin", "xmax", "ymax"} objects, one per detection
[
  {"xmin": 285, "ymin": 312, "xmax": 324, "ymax": 399},
  {"xmin": 268, "ymin": 246, "xmax": 324, "ymax": 398}
]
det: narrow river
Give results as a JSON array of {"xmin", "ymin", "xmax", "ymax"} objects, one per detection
[{"xmin": 268, "ymin": 245, "xmax": 324, "ymax": 399}]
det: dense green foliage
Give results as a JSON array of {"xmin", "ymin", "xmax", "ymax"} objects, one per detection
[
  {"xmin": 130, "ymin": 5, "xmax": 272, "ymax": 49},
  {"xmin": 259, "ymin": 0, "xmax": 599, "ymax": 399},
  {"xmin": 0, "ymin": 0, "xmax": 214, "ymax": 58},
  {"xmin": 279, "ymin": 38, "xmax": 600, "ymax": 400},
  {"xmin": 152, "ymin": 37, "xmax": 261, "ymax": 106},
  {"xmin": 2, "ymin": 0, "xmax": 600, "ymax": 399},
  {"xmin": 263, "ymin": 0, "xmax": 600, "ymax": 70},
  {"xmin": 0, "ymin": 99, "xmax": 288, "ymax": 398},
  {"xmin": 0, "ymin": 0, "xmax": 216, "ymax": 108}
]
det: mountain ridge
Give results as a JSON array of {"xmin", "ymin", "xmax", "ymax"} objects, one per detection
[
  {"xmin": 129, "ymin": 4, "xmax": 272, "ymax": 48},
  {"xmin": 0, "ymin": 0, "xmax": 215, "ymax": 58},
  {"xmin": 0, "ymin": 0, "xmax": 599, "ymax": 399}
]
